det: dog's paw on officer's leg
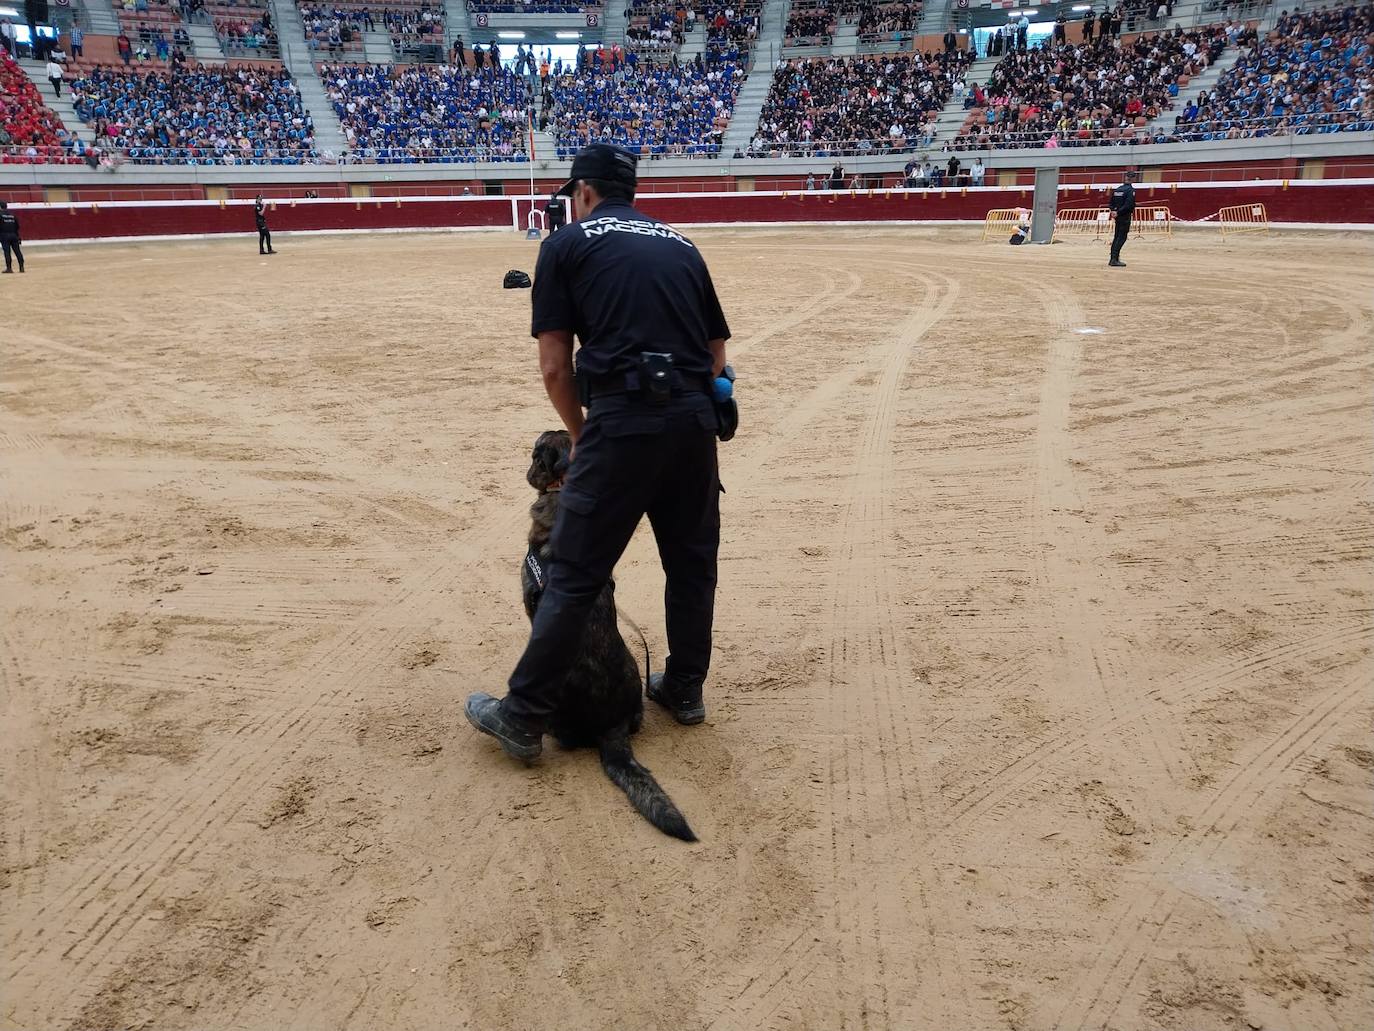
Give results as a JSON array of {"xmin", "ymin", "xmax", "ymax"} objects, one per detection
[
  {"xmin": 465, "ymin": 692, "xmax": 543, "ymax": 761},
  {"xmin": 646, "ymin": 672, "xmax": 707, "ymax": 726}
]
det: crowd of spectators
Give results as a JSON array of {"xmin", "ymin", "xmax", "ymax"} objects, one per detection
[
  {"xmin": 1174, "ymin": 3, "xmax": 1373, "ymax": 139},
  {"xmin": 752, "ymin": 49, "xmax": 974, "ymax": 156},
  {"xmin": 952, "ymin": 24, "xmax": 1241, "ymax": 148},
  {"xmin": 854, "ymin": 0, "xmax": 921, "ymax": 44},
  {"xmin": 300, "ymin": 3, "xmax": 444, "ymax": 57},
  {"xmin": 215, "ymin": 3, "xmax": 280, "ymax": 55},
  {"xmin": 783, "ymin": 0, "xmax": 919, "ymax": 47},
  {"xmin": 1, "ymin": 44, "xmax": 74, "ymax": 163},
  {"xmin": 466, "ymin": 0, "xmax": 589, "ymax": 12},
  {"xmin": 785, "ymin": 4, "xmax": 835, "ymax": 46},
  {"xmin": 625, "ymin": 0, "xmax": 693, "ymax": 56},
  {"xmin": 322, "ymin": 63, "xmax": 530, "ymax": 161},
  {"xmin": 546, "ymin": 54, "xmax": 743, "ymax": 157},
  {"xmin": 68, "ymin": 64, "xmax": 315, "ymax": 163}
]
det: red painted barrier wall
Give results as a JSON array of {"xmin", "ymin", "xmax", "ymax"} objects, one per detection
[{"xmin": 10, "ymin": 182, "xmax": 1373, "ymax": 242}]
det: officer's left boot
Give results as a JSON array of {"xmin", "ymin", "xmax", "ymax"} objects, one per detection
[
  {"xmin": 464, "ymin": 692, "xmax": 543, "ymax": 761},
  {"xmin": 647, "ymin": 672, "xmax": 706, "ymax": 726}
]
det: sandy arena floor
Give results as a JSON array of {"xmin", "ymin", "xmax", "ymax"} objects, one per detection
[{"xmin": 1, "ymin": 226, "xmax": 1371, "ymax": 1031}]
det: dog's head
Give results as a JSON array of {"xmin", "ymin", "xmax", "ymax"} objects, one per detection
[{"xmin": 527, "ymin": 429, "xmax": 572, "ymax": 493}]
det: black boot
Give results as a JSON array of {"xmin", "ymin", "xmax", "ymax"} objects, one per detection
[
  {"xmin": 1109, "ymin": 258, "xmax": 1126, "ymax": 267},
  {"xmin": 646, "ymin": 672, "xmax": 706, "ymax": 726},
  {"xmin": 464, "ymin": 692, "xmax": 542, "ymax": 761}
]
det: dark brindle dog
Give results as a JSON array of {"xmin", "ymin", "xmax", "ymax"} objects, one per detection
[{"xmin": 522, "ymin": 429, "xmax": 695, "ymax": 841}]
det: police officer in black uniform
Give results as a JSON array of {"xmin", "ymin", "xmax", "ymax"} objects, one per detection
[
  {"xmin": 465, "ymin": 143, "xmax": 731, "ymax": 761},
  {"xmin": 1108, "ymin": 170, "xmax": 1137, "ymax": 267},
  {"xmin": 545, "ymin": 190, "xmax": 566, "ymax": 234},
  {"xmin": 254, "ymin": 195, "xmax": 276, "ymax": 255},
  {"xmin": 0, "ymin": 201, "xmax": 23, "ymax": 274}
]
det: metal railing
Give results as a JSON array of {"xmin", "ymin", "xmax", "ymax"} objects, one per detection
[{"xmin": 947, "ymin": 112, "xmax": 1374, "ymax": 151}]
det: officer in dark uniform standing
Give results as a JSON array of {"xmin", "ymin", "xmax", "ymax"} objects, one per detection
[
  {"xmin": 254, "ymin": 195, "xmax": 276, "ymax": 255},
  {"xmin": 0, "ymin": 201, "xmax": 23, "ymax": 274},
  {"xmin": 545, "ymin": 190, "xmax": 566, "ymax": 234},
  {"xmin": 465, "ymin": 143, "xmax": 732, "ymax": 761},
  {"xmin": 1107, "ymin": 170, "xmax": 1137, "ymax": 267}
]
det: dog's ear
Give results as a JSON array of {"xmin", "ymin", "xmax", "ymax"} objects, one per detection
[{"xmin": 527, "ymin": 431, "xmax": 570, "ymax": 491}]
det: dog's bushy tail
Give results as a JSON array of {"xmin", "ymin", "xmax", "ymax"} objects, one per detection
[{"xmin": 598, "ymin": 726, "xmax": 696, "ymax": 842}]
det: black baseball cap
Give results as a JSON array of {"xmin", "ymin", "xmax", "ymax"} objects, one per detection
[{"xmin": 555, "ymin": 143, "xmax": 638, "ymax": 197}]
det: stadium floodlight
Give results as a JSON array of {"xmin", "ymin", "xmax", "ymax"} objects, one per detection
[
  {"xmin": 498, "ymin": 30, "xmax": 526, "ymax": 38},
  {"xmin": 1071, "ymin": 3, "xmax": 1091, "ymax": 9},
  {"xmin": 555, "ymin": 31, "xmax": 580, "ymax": 38}
]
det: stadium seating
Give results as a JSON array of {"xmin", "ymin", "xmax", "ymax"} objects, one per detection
[
  {"xmin": 952, "ymin": 23, "xmax": 1241, "ymax": 149},
  {"xmin": 109, "ymin": 0, "xmax": 194, "ymax": 66},
  {"xmin": 321, "ymin": 63, "xmax": 531, "ymax": 161},
  {"xmin": 299, "ymin": 2, "xmax": 444, "ymax": 61},
  {"xmin": 853, "ymin": 0, "xmax": 921, "ymax": 46},
  {"xmin": 785, "ymin": 1, "xmax": 836, "ymax": 47},
  {"xmin": 1, "ymin": 45, "xmax": 79, "ymax": 163},
  {"xmin": 546, "ymin": 56, "xmax": 744, "ymax": 157},
  {"xmin": 624, "ymin": 0, "xmax": 690, "ymax": 58},
  {"xmin": 210, "ymin": 0, "xmax": 281, "ymax": 58},
  {"xmin": 67, "ymin": 64, "xmax": 316, "ymax": 163},
  {"xmin": 466, "ymin": 0, "xmax": 593, "ymax": 12},
  {"xmin": 1174, "ymin": 3, "xmax": 1374, "ymax": 139},
  {"xmin": 752, "ymin": 50, "xmax": 974, "ymax": 156}
]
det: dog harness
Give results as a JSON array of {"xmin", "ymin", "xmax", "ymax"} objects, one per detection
[{"xmin": 524, "ymin": 547, "xmax": 547, "ymax": 594}]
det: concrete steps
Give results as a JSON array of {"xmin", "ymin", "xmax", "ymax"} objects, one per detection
[
  {"xmin": 185, "ymin": 21, "xmax": 227, "ymax": 63},
  {"xmin": 678, "ymin": 25, "xmax": 706, "ymax": 62},
  {"xmin": 19, "ymin": 59, "xmax": 87, "ymax": 140},
  {"xmin": 362, "ymin": 29, "xmax": 393, "ymax": 62},
  {"xmin": 917, "ymin": 0, "xmax": 953, "ymax": 36},
  {"xmin": 1144, "ymin": 44, "xmax": 1243, "ymax": 137},
  {"xmin": 720, "ymin": 62, "xmax": 775, "ymax": 156},
  {"xmin": 602, "ymin": 0, "xmax": 627, "ymax": 44},
  {"xmin": 928, "ymin": 55, "xmax": 999, "ymax": 148},
  {"xmin": 830, "ymin": 21, "xmax": 858, "ymax": 56},
  {"xmin": 268, "ymin": 0, "xmax": 349, "ymax": 158},
  {"xmin": 78, "ymin": 0, "xmax": 121, "ymax": 35}
]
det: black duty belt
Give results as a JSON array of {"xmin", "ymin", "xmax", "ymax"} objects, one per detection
[{"xmin": 582, "ymin": 369, "xmax": 712, "ymax": 400}]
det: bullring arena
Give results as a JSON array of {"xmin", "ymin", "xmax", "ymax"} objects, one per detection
[
  {"xmin": 4, "ymin": 0, "xmax": 1374, "ymax": 1023},
  {"xmin": 3, "ymin": 220, "xmax": 1371, "ymax": 1030}
]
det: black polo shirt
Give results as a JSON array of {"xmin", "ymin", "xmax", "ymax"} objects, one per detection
[
  {"xmin": 1109, "ymin": 182, "xmax": 1136, "ymax": 216},
  {"xmin": 530, "ymin": 198, "xmax": 730, "ymax": 377}
]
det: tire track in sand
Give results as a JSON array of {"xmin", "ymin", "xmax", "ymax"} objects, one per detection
[
  {"xmin": 706, "ymin": 262, "xmax": 961, "ymax": 1031},
  {"xmin": 1057, "ymin": 669, "xmax": 1369, "ymax": 1029},
  {"xmin": 0, "ymin": 260, "xmax": 876, "ymax": 1030}
]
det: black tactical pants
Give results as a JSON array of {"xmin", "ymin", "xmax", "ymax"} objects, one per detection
[
  {"xmin": 502, "ymin": 392, "xmax": 721, "ymax": 730},
  {"xmin": 1110, "ymin": 212, "xmax": 1132, "ymax": 262},
  {"xmin": 1, "ymin": 236, "xmax": 22, "ymax": 271}
]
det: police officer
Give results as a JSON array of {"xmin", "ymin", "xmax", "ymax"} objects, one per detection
[
  {"xmin": 0, "ymin": 201, "xmax": 23, "ymax": 274},
  {"xmin": 465, "ymin": 142, "xmax": 731, "ymax": 761},
  {"xmin": 1107, "ymin": 170, "xmax": 1137, "ymax": 267},
  {"xmin": 254, "ymin": 195, "xmax": 276, "ymax": 255},
  {"xmin": 545, "ymin": 190, "xmax": 566, "ymax": 234}
]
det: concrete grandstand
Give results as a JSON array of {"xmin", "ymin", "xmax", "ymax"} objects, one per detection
[{"xmin": 1, "ymin": 0, "xmax": 1370, "ymax": 232}]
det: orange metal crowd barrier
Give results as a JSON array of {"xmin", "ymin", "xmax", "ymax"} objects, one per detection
[
  {"xmin": 1217, "ymin": 202, "xmax": 1269, "ymax": 236},
  {"xmin": 983, "ymin": 207, "xmax": 1029, "ymax": 240},
  {"xmin": 1133, "ymin": 205, "xmax": 1174, "ymax": 237},
  {"xmin": 1055, "ymin": 206, "xmax": 1110, "ymax": 236}
]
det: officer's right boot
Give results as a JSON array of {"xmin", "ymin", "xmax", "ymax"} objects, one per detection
[
  {"xmin": 464, "ymin": 692, "xmax": 543, "ymax": 761},
  {"xmin": 647, "ymin": 672, "xmax": 706, "ymax": 726}
]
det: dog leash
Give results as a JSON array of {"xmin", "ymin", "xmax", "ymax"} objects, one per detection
[{"xmin": 615, "ymin": 606, "xmax": 652, "ymax": 694}]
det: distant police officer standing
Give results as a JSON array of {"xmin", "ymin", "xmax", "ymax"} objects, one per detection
[
  {"xmin": 1108, "ymin": 170, "xmax": 1137, "ymax": 267},
  {"xmin": 254, "ymin": 195, "xmax": 276, "ymax": 255},
  {"xmin": 0, "ymin": 201, "xmax": 23, "ymax": 274},
  {"xmin": 545, "ymin": 191, "xmax": 567, "ymax": 234},
  {"xmin": 466, "ymin": 143, "xmax": 732, "ymax": 761}
]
